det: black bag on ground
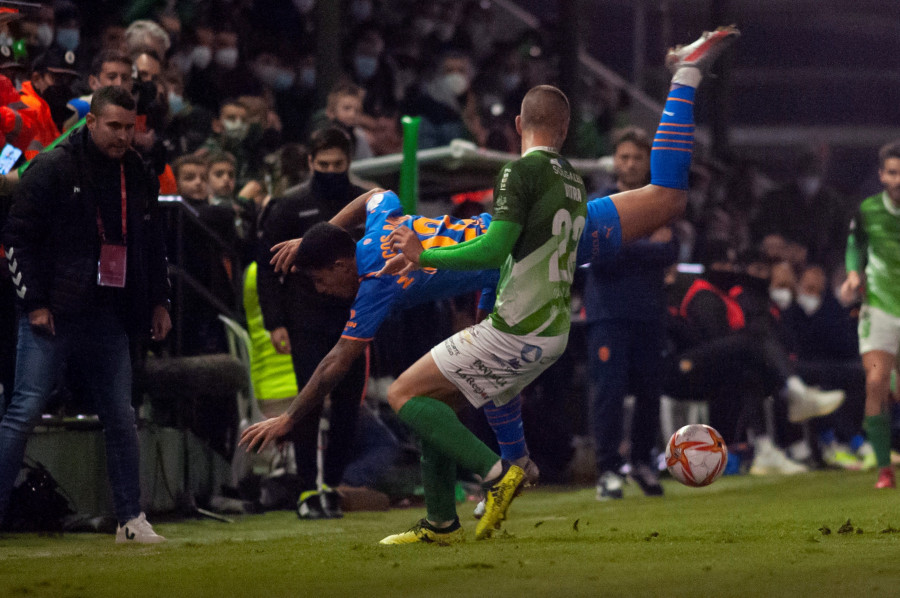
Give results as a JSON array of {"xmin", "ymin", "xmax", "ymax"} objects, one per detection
[{"xmin": 3, "ymin": 461, "xmax": 75, "ymax": 532}]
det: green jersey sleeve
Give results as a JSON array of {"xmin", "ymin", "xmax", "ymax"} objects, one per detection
[
  {"xmin": 419, "ymin": 220, "xmax": 522, "ymax": 270},
  {"xmin": 492, "ymin": 161, "xmax": 529, "ymax": 225}
]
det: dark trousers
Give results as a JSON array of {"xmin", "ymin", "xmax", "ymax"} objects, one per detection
[
  {"xmin": 588, "ymin": 318, "xmax": 664, "ymax": 474},
  {"xmin": 287, "ymin": 327, "xmax": 366, "ymax": 491}
]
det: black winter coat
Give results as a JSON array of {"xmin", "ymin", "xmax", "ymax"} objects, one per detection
[{"xmin": 3, "ymin": 126, "xmax": 169, "ymax": 335}]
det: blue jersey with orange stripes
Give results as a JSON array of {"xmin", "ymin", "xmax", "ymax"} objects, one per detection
[
  {"xmin": 576, "ymin": 195, "xmax": 623, "ymax": 266},
  {"xmin": 342, "ymin": 191, "xmax": 499, "ymax": 341}
]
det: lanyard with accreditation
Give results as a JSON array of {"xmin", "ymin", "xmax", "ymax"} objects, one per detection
[{"xmin": 96, "ymin": 163, "xmax": 128, "ymax": 288}]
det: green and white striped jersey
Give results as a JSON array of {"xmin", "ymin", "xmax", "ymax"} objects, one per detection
[
  {"xmin": 847, "ymin": 192, "xmax": 900, "ymax": 317},
  {"xmin": 489, "ymin": 147, "xmax": 588, "ymax": 337}
]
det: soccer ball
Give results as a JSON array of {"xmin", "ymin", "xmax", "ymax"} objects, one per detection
[{"xmin": 665, "ymin": 424, "xmax": 728, "ymax": 487}]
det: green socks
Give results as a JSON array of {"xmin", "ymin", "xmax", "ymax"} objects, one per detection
[
  {"xmin": 420, "ymin": 440, "xmax": 458, "ymax": 524},
  {"xmin": 398, "ymin": 396, "xmax": 500, "ymax": 479},
  {"xmin": 864, "ymin": 414, "xmax": 892, "ymax": 468}
]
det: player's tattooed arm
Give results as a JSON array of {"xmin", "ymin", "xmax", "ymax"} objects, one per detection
[{"xmin": 240, "ymin": 337, "xmax": 368, "ymax": 453}]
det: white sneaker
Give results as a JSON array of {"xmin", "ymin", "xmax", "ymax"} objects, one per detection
[
  {"xmin": 749, "ymin": 439, "xmax": 809, "ymax": 475},
  {"xmin": 787, "ymin": 386, "xmax": 845, "ymax": 423},
  {"xmin": 596, "ymin": 470, "xmax": 625, "ymax": 501},
  {"xmin": 115, "ymin": 512, "xmax": 166, "ymax": 544},
  {"xmin": 666, "ymin": 25, "xmax": 741, "ymax": 74}
]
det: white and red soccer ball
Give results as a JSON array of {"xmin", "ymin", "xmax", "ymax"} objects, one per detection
[{"xmin": 665, "ymin": 424, "xmax": 728, "ymax": 487}]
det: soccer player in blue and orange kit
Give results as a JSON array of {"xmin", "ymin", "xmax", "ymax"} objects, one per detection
[{"xmin": 240, "ymin": 188, "xmax": 539, "ymax": 487}]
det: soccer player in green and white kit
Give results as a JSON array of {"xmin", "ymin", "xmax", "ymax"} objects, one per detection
[
  {"xmin": 840, "ymin": 140, "xmax": 900, "ymax": 489},
  {"xmin": 378, "ymin": 26, "xmax": 740, "ymax": 544}
]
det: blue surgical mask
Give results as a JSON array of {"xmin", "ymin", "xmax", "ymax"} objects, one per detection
[
  {"xmin": 299, "ymin": 66, "xmax": 315, "ymax": 89},
  {"xmin": 56, "ymin": 27, "xmax": 80, "ymax": 51},
  {"xmin": 349, "ymin": 0, "xmax": 373, "ymax": 21},
  {"xmin": 354, "ymin": 55, "xmax": 378, "ymax": 80},
  {"xmin": 36, "ymin": 24, "xmax": 53, "ymax": 47},
  {"xmin": 168, "ymin": 91, "xmax": 185, "ymax": 116},
  {"xmin": 273, "ymin": 69, "xmax": 295, "ymax": 91}
]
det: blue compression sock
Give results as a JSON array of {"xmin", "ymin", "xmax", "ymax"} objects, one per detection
[
  {"xmin": 650, "ymin": 85, "xmax": 696, "ymax": 191},
  {"xmin": 484, "ymin": 395, "xmax": 528, "ymax": 461}
]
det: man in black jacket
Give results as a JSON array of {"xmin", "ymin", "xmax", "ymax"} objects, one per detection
[
  {"xmin": 1, "ymin": 86, "xmax": 171, "ymax": 543},
  {"xmin": 256, "ymin": 126, "xmax": 368, "ymax": 519}
]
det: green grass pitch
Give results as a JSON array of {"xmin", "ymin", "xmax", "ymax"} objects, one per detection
[{"xmin": 2, "ymin": 470, "xmax": 900, "ymax": 598}]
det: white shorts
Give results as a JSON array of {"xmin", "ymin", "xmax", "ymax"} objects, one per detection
[
  {"xmin": 430, "ymin": 318, "xmax": 569, "ymax": 409},
  {"xmin": 858, "ymin": 304, "xmax": 900, "ymax": 356}
]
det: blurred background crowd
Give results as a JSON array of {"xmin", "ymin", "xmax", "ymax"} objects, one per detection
[{"xmin": 0, "ymin": 0, "xmax": 896, "ymax": 515}]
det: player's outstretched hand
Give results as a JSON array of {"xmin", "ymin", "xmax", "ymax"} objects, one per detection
[
  {"xmin": 240, "ymin": 414, "xmax": 294, "ymax": 453},
  {"xmin": 270, "ymin": 238, "xmax": 303, "ymax": 274},
  {"xmin": 377, "ymin": 252, "xmax": 419, "ymax": 277}
]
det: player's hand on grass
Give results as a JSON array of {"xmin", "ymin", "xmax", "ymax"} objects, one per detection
[
  {"xmin": 240, "ymin": 414, "xmax": 293, "ymax": 453},
  {"xmin": 271, "ymin": 238, "xmax": 302, "ymax": 274}
]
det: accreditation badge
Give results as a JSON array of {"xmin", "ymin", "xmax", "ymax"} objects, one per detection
[{"xmin": 97, "ymin": 242, "xmax": 127, "ymax": 287}]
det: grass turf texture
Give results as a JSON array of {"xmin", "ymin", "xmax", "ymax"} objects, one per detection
[{"xmin": 2, "ymin": 470, "xmax": 900, "ymax": 597}]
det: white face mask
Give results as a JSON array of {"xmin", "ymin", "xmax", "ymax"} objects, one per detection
[
  {"xmin": 293, "ymin": 0, "xmax": 315, "ymax": 15},
  {"xmin": 442, "ymin": 72, "xmax": 469, "ymax": 97},
  {"xmin": 222, "ymin": 118, "xmax": 248, "ymax": 140},
  {"xmin": 190, "ymin": 45, "xmax": 212, "ymax": 69},
  {"xmin": 215, "ymin": 47, "xmax": 239, "ymax": 70},
  {"xmin": 796, "ymin": 293, "xmax": 822, "ymax": 316},
  {"xmin": 36, "ymin": 24, "xmax": 53, "ymax": 47},
  {"xmin": 769, "ymin": 287, "xmax": 793, "ymax": 311}
]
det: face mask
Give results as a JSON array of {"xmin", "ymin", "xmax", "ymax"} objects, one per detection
[
  {"xmin": 435, "ymin": 22, "xmax": 456, "ymax": 42},
  {"xmin": 413, "ymin": 18, "xmax": 436, "ymax": 38},
  {"xmin": 0, "ymin": 32, "xmax": 12, "ymax": 48},
  {"xmin": 769, "ymin": 288, "xmax": 792, "ymax": 311},
  {"xmin": 299, "ymin": 66, "xmax": 315, "ymax": 89},
  {"xmin": 190, "ymin": 45, "xmax": 212, "ymax": 69},
  {"xmin": 56, "ymin": 27, "xmax": 80, "ymax": 51},
  {"xmin": 312, "ymin": 170, "xmax": 350, "ymax": 197},
  {"xmin": 273, "ymin": 69, "xmax": 295, "ymax": 91},
  {"xmin": 215, "ymin": 47, "xmax": 239, "ymax": 70},
  {"xmin": 167, "ymin": 91, "xmax": 185, "ymax": 116},
  {"xmin": 36, "ymin": 24, "xmax": 53, "ymax": 47},
  {"xmin": 292, "ymin": 0, "xmax": 315, "ymax": 15},
  {"xmin": 254, "ymin": 63, "xmax": 278, "ymax": 86},
  {"xmin": 349, "ymin": 0, "xmax": 372, "ymax": 21},
  {"xmin": 442, "ymin": 72, "xmax": 469, "ymax": 97},
  {"xmin": 222, "ymin": 118, "xmax": 248, "ymax": 140},
  {"xmin": 501, "ymin": 72, "xmax": 521, "ymax": 93},
  {"xmin": 796, "ymin": 293, "xmax": 822, "ymax": 316},
  {"xmin": 797, "ymin": 175, "xmax": 821, "ymax": 199},
  {"xmin": 354, "ymin": 55, "xmax": 378, "ymax": 80}
]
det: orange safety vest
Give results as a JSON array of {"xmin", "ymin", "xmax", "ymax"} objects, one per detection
[{"xmin": 19, "ymin": 81, "xmax": 61, "ymax": 158}]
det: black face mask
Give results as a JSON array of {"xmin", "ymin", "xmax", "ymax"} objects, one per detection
[
  {"xmin": 312, "ymin": 170, "xmax": 350, "ymax": 198},
  {"xmin": 41, "ymin": 83, "xmax": 73, "ymax": 131}
]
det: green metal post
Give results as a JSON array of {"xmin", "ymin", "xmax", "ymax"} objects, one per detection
[{"xmin": 398, "ymin": 115, "xmax": 420, "ymax": 215}]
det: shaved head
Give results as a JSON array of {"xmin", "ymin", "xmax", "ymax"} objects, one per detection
[{"xmin": 520, "ymin": 85, "xmax": 570, "ymax": 146}]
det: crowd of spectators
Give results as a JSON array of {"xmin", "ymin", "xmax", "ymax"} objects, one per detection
[{"xmin": 0, "ymin": 0, "xmax": 891, "ymax": 515}]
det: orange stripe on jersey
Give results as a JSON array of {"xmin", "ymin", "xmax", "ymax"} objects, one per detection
[
  {"xmin": 658, "ymin": 122, "xmax": 694, "ymax": 128},
  {"xmin": 651, "ymin": 147, "xmax": 693, "ymax": 153},
  {"xmin": 654, "ymin": 130, "xmax": 694, "ymax": 136},
  {"xmin": 668, "ymin": 97, "xmax": 694, "ymax": 105},
  {"xmin": 340, "ymin": 333, "xmax": 374, "ymax": 342},
  {"xmin": 421, "ymin": 234, "xmax": 464, "ymax": 249}
]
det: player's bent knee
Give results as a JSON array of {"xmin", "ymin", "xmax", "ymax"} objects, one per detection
[{"xmin": 386, "ymin": 382, "xmax": 412, "ymax": 412}]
